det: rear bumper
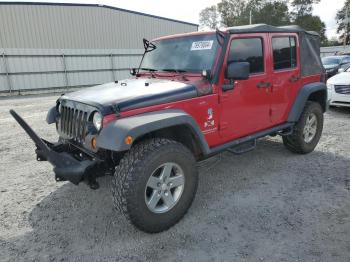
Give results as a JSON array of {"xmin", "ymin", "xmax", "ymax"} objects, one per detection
[{"xmin": 10, "ymin": 110, "xmax": 97, "ymax": 185}]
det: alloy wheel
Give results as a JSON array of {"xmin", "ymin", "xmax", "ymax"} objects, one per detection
[
  {"xmin": 145, "ymin": 162, "xmax": 185, "ymax": 213},
  {"xmin": 303, "ymin": 112, "xmax": 318, "ymax": 143}
]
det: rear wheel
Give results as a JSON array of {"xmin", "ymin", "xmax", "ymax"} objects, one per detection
[
  {"xmin": 283, "ymin": 101, "xmax": 323, "ymax": 154},
  {"xmin": 111, "ymin": 138, "xmax": 198, "ymax": 233}
]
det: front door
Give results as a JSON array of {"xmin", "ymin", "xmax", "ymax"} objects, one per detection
[{"xmin": 219, "ymin": 33, "xmax": 272, "ymax": 142}]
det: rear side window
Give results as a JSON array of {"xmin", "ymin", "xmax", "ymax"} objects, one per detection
[
  {"xmin": 229, "ymin": 38, "xmax": 264, "ymax": 74},
  {"xmin": 272, "ymin": 37, "xmax": 297, "ymax": 70}
]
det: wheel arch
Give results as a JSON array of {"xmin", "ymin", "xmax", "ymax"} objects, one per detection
[
  {"xmin": 96, "ymin": 109, "xmax": 210, "ymax": 158},
  {"xmin": 133, "ymin": 124, "xmax": 205, "ymax": 159},
  {"xmin": 288, "ymin": 82, "xmax": 327, "ymax": 122}
]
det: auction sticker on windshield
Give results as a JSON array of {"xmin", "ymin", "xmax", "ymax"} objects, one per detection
[{"xmin": 191, "ymin": 40, "xmax": 214, "ymax": 51}]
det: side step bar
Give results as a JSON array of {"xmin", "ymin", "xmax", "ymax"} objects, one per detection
[
  {"xmin": 227, "ymin": 139, "xmax": 257, "ymax": 155},
  {"xmin": 206, "ymin": 122, "xmax": 294, "ymax": 158}
]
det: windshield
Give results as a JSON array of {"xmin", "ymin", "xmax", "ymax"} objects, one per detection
[
  {"xmin": 140, "ymin": 34, "xmax": 219, "ymax": 73},
  {"xmin": 322, "ymin": 57, "xmax": 341, "ymax": 65}
]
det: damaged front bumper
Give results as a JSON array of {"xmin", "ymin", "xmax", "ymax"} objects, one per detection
[{"xmin": 10, "ymin": 110, "xmax": 98, "ymax": 185}]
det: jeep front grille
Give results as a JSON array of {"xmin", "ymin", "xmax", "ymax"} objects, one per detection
[
  {"xmin": 59, "ymin": 105, "xmax": 89, "ymax": 142},
  {"xmin": 334, "ymin": 85, "xmax": 350, "ymax": 95}
]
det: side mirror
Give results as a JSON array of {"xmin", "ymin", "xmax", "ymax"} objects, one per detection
[
  {"xmin": 338, "ymin": 68, "xmax": 345, "ymax": 73},
  {"xmin": 225, "ymin": 62, "xmax": 250, "ymax": 80}
]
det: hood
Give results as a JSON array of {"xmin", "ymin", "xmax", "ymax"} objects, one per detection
[
  {"xmin": 60, "ymin": 78, "xmax": 200, "ymax": 113},
  {"xmin": 323, "ymin": 64, "xmax": 338, "ymax": 70},
  {"xmin": 327, "ymin": 72, "xmax": 350, "ymax": 85}
]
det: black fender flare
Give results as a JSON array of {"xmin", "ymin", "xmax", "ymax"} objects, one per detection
[
  {"xmin": 287, "ymin": 82, "xmax": 327, "ymax": 122},
  {"xmin": 96, "ymin": 109, "xmax": 210, "ymax": 154}
]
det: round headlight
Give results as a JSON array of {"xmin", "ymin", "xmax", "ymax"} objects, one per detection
[{"xmin": 93, "ymin": 112, "xmax": 102, "ymax": 131}]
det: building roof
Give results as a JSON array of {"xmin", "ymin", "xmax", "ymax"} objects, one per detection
[{"xmin": 0, "ymin": 1, "xmax": 198, "ymax": 27}]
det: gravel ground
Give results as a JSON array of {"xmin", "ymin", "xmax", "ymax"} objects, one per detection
[{"xmin": 1, "ymin": 95, "xmax": 350, "ymax": 262}]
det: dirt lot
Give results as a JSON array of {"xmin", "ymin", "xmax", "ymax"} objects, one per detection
[{"xmin": 1, "ymin": 95, "xmax": 350, "ymax": 262}]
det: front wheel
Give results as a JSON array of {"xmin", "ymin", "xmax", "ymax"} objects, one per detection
[
  {"xmin": 111, "ymin": 138, "xmax": 198, "ymax": 233},
  {"xmin": 283, "ymin": 101, "xmax": 324, "ymax": 154}
]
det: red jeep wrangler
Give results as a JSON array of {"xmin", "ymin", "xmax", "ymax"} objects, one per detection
[{"xmin": 11, "ymin": 24, "xmax": 327, "ymax": 233}]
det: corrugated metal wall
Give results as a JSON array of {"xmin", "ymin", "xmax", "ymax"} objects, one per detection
[
  {"xmin": 0, "ymin": 3, "xmax": 198, "ymax": 94},
  {"xmin": 320, "ymin": 45, "xmax": 350, "ymax": 57},
  {"xmin": 0, "ymin": 48, "xmax": 143, "ymax": 93}
]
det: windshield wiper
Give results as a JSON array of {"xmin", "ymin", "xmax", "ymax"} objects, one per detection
[
  {"xmin": 161, "ymin": 69, "xmax": 188, "ymax": 73},
  {"xmin": 140, "ymin": 68, "xmax": 158, "ymax": 72}
]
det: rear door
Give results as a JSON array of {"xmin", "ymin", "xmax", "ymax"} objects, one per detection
[
  {"xmin": 269, "ymin": 33, "xmax": 300, "ymax": 124},
  {"xmin": 219, "ymin": 33, "xmax": 272, "ymax": 141}
]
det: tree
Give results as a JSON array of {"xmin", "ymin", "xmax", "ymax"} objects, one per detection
[
  {"xmin": 336, "ymin": 0, "xmax": 350, "ymax": 45},
  {"xmin": 294, "ymin": 15, "xmax": 327, "ymax": 44},
  {"xmin": 290, "ymin": 0, "xmax": 327, "ymax": 45},
  {"xmin": 217, "ymin": 0, "xmax": 249, "ymax": 27},
  {"xmin": 322, "ymin": 37, "xmax": 341, "ymax": 47},
  {"xmin": 252, "ymin": 1, "xmax": 291, "ymax": 26},
  {"xmin": 199, "ymin": 0, "xmax": 327, "ymax": 44},
  {"xmin": 214, "ymin": 0, "xmax": 291, "ymax": 27},
  {"xmin": 199, "ymin": 5, "xmax": 220, "ymax": 30},
  {"xmin": 290, "ymin": 0, "xmax": 320, "ymax": 19}
]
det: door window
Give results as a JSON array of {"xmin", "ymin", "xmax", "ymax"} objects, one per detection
[
  {"xmin": 228, "ymin": 38, "xmax": 264, "ymax": 74},
  {"xmin": 272, "ymin": 37, "xmax": 297, "ymax": 70}
]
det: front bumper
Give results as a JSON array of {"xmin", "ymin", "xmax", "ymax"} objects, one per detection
[
  {"xmin": 328, "ymin": 89, "xmax": 350, "ymax": 107},
  {"xmin": 10, "ymin": 110, "xmax": 98, "ymax": 185}
]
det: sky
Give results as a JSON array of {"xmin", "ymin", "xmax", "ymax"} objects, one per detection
[{"xmin": 8, "ymin": 0, "xmax": 346, "ymax": 38}]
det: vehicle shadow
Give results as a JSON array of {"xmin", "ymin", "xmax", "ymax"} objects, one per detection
[
  {"xmin": 3, "ymin": 139, "xmax": 350, "ymax": 261},
  {"xmin": 329, "ymin": 106, "xmax": 350, "ymax": 115}
]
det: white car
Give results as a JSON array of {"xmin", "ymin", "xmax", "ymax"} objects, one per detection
[{"xmin": 327, "ymin": 67, "xmax": 350, "ymax": 107}]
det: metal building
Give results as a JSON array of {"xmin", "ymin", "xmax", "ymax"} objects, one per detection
[
  {"xmin": 320, "ymin": 45, "xmax": 350, "ymax": 57},
  {"xmin": 0, "ymin": 2, "xmax": 198, "ymax": 95}
]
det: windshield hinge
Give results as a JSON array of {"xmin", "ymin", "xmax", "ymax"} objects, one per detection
[{"xmin": 112, "ymin": 104, "xmax": 121, "ymax": 117}]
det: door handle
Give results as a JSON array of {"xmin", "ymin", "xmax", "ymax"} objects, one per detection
[
  {"xmin": 289, "ymin": 76, "xmax": 300, "ymax": 82},
  {"xmin": 257, "ymin": 82, "xmax": 271, "ymax": 88}
]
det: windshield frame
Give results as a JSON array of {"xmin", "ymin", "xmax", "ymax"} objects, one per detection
[{"xmin": 139, "ymin": 33, "xmax": 221, "ymax": 75}]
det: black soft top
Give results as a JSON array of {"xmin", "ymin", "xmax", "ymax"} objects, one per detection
[
  {"xmin": 226, "ymin": 24, "xmax": 322, "ymax": 77},
  {"xmin": 226, "ymin": 24, "xmax": 318, "ymax": 36}
]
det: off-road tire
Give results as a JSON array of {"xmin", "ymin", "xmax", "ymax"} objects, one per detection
[
  {"xmin": 111, "ymin": 138, "xmax": 198, "ymax": 233},
  {"xmin": 283, "ymin": 101, "xmax": 323, "ymax": 154}
]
